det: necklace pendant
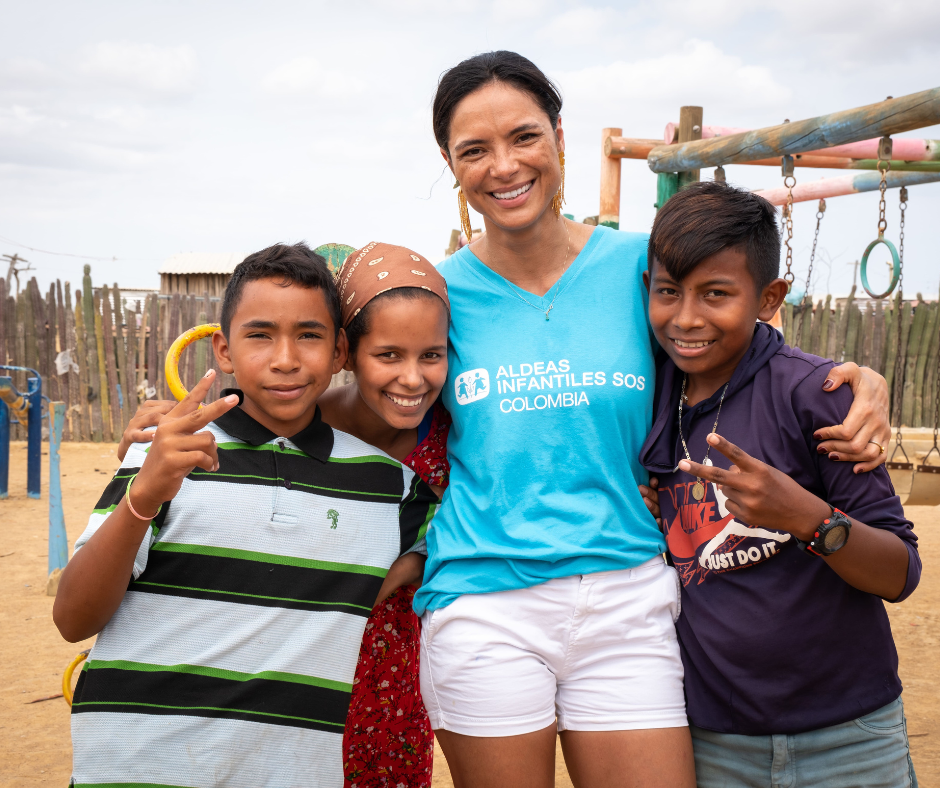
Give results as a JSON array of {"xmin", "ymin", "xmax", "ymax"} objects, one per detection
[
  {"xmin": 545, "ymin": 312, "xmax": 550, "ymax": 321},
  {"xmin": 692, "ymin": 480, "xmax": 706, "ymax": 501}
]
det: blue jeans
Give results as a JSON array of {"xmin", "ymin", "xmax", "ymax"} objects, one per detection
[{"xmin": 691, "ymin": 697, "xmax": 917, "ymax": 788}]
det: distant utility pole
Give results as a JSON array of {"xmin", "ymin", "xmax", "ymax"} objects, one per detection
[{"xmin": 2, "ymin": 253, "xmax": 34, "ymax": 293}]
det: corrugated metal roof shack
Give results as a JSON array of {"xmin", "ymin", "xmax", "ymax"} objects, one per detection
[{"xmin": 158, "ymin": 253, "xmax": 247, "ymax": 298}]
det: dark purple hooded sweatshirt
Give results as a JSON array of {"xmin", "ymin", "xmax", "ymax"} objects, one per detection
[{"xmin": 640, "ymin": 322, "xmax": 920, "ymax": 736}]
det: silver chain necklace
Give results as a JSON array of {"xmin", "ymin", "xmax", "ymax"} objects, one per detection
[
  {"xmin": 495, "ymin": 221, "xmax": 572, "ymax": 321},
  {"xmin": 678, "ymin": 374, "xmax": 730, "ymax": 501}
]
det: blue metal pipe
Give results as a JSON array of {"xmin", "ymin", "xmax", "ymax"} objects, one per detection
[
  {"xmin": 0, "ymin": 393, "xmax": 8, "ymax": 500},
  {"xmin": 26, "ymin": 376, "xmax": 41, "ymax": 499},
  {"xmin": 48, "ymin": 402, "xmax": 68, "ymax": 573}
]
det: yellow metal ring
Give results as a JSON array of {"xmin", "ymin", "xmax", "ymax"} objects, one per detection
[
  {"xmin": 165, "ymin": 324, "xmax": 221, "ymax": 402},
  {"xmin": 63, "ymin": 649, "xmax": 90, "ymax": 706}
]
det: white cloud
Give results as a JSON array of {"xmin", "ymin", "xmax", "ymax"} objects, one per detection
[
  {"xmin": 538, "ymin": 6, "xmax": 607, "ymax": 44},
  {"xmin": 261, "ymin": 56, "xmax": 365, "ymax": 98},
  {"xmin": 557, "ymin": 39, "xmax": 792, "ymax": 117},
  {"xmin": 492, "ymin": 0, "xmax": 551, "ymax": 23},
  {"xmin": 79, "ymin": 42, "xmax": 197, "ymax": 96}
]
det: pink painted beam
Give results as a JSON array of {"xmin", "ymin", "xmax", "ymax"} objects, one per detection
[
  {"xmin": 753, "ymin": 170, "xmax": 940, "ymax": 206},
  {"xmin": 665, "ymin": 123, "xmax": 940, "ymax": 161}
]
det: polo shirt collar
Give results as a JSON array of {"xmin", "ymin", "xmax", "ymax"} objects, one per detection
[{"xmin": 214, "ymin": 389, "xmax": 333, "ymax": 462}]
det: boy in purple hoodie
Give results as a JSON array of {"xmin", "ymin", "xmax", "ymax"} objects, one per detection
[{"xmin": 640, "ymin": 181, "xmax": 920, "ymax": 788}]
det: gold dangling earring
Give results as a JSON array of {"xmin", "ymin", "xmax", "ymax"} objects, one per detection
[
  {"xmin": 552, "ymin": 151, "xmax": 566, "ymax": 218},
  {"xmin": 456, "ymin": 182, "xmax": 473, "ymax": 243}
]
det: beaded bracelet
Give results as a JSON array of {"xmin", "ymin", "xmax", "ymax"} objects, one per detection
[{"xmin": 125, "ymin": 474, "xmax": 161, "ymax": 521}]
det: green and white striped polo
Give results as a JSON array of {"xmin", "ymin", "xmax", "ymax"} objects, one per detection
[{"xmin": 69, "ymin": 404, "xmax": 436, "ymax": 788}]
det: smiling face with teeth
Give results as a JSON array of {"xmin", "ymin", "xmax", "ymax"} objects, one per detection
[
  {"xmin": 444, "ymin": 81, "xmax": 564, "ymax": 235},
  {"xmin": 644, "ymin": 247, "xmax": 788, "ymax": 404},
  {"xmin": 345, "ymin": 293, "xmax": 449, "ymax": 432}
]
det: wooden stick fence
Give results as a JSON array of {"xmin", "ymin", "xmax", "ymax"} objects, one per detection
[
  {"xmin": 781, "ymin": 288, "xmax": 940, "ymax": 430},
  {"xmin": 0, "ymin": 266, "xmax": 235, "ymax": 442},
  {"xmin": 1, "ymin": 263, "xmax": 936, "ymax": 440}
]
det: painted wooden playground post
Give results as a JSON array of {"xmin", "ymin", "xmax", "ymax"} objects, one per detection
[
  {"xmin": 0, "ymin": 366, "xmax": 42, "ymax": 499},
  {"xmin": 663, "ymin": 123, "xmax": 940, "ymax": 162},
  {"xmin": 47, "ymin": 401, "xmax": 68, "ymax": 594},
  {"xmin": 604, "ymin": 135, "xmax": 940, "ymax": 172},
  {"xmin": 599, "ymin": 127, "xmax": 622, "ymax": 229},
  {"xmin": 754, "ymin": 169, "xmax": 940, "ymax": 206},
  {"xmin": 646, "ymin": 88, "xmax": 940, "ymax": 173}
]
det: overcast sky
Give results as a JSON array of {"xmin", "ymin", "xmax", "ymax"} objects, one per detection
[{"xmin": 2, "ymin": 0, "xmax": 939, "ymax": 299}]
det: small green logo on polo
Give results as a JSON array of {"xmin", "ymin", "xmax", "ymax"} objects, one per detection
[{"xmin": 327, "ymin": 509, "xmax": 339, "ymax": 529}]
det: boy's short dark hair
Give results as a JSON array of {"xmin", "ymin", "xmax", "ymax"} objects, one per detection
[
  {"xmin": 220, "ymin": 242, "xmax": 341, "ymax": 338},
  {"xmin": 648, "ymin": 181, "xmax": 781, "ymax": 291}
]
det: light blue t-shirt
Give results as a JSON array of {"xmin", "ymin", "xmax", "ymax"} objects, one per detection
[{"xmin": 413, "ymin": 226, "xmax": 666, "ymax": 616}]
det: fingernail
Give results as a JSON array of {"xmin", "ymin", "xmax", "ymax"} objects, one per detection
[
  {"xmin": 823, "ymin": 379, "xmax": 834, "ymax": 390},
  {"xmin": 678, "ymin": 460, "xmax": 691, "ymax": 471},
  {"xmin": 213, "ymin": 462, "xmax": 219, "ymax": 472},
  {"xmin": 817, "ymin": 446, "xmax": 828, "ymax": 455},
  {"xmin": 813, "ymin": 431, "xmax": 822, "ymax": 439},
  {"xmin": 204, "ymin": 368, "xmax": 214, "ymax": 378},
  {"xmin": 225, "ymin": 394, "xmax": 239, "ymax": 403},
  {"xmin": 829, "ymin": 453, "xmax": 840, "ymax": 461}
]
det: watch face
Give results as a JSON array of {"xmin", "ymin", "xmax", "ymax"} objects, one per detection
[{"xmin": 823, "ymin": 524, "xmax": 848, "ymax": 552}]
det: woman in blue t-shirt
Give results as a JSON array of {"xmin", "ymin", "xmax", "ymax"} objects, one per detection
[{"xmin": 415, "ymin": 50, "xmax": 892, "ymax": 788}]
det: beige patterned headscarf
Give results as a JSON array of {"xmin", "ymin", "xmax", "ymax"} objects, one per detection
[{"xmin": 336, "ymin": 241, "xmax": 450, "ymax": 328}]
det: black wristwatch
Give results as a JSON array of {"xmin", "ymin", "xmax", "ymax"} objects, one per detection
[{"xmin": 796, "ymin": 505, "xmax": 852, "ymax": 556}]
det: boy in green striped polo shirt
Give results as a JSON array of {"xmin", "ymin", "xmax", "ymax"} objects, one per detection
[{"xmin": 54, "ymin": 243, "xmax": 438, "ymax": 788}]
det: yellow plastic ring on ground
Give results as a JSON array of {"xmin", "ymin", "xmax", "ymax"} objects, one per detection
[
  {"xmin": 165, "ymin": 324, "xmax": 221, "ymax": 402},
  {"xmin": 63, "ymin": 649, "xmax": 90, "ymax": 706}
]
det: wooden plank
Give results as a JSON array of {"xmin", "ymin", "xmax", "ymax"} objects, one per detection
[
  {"xmin": 29, "ymin": 280, "xmax": 49, "ymax": 405},
  {"xmin": 894, "ymin": 300, "xmax": 913, "ymax": 424},
  {"xmin": 901, "ymin": 299, "xmax": 927, "ymax": 426},
  {"xmin": 123, "ymin": 306, "xmax": 139, "ymax": 426},
  {"xmin": 924, "ymin": 301, "xmax": 940, "ymax": 432},
  {"xmin": 168, "ymin": 294, "xmax": 180, "ymax": 400},
  {"xmin": 647, "ymin": 87, "xmax": 940, "ymax": 172},
  {"xmin": 146, "ymin": 295, "xmax": 158, "ymax": 399},
  {"xmin": 81, "ymin": 269, "xmax": 103, "ymax": 442},
  {"xmin": 137, "ymin": 297, "xmax": 148, "ymax": 397},
  {"xmin": 913, "ymin": 301, "xmax": 937, "ymax": 427},
  {"xmin": 871, "ymin": 299, "xmax": 885, "ymax": 375},
  {"xmin": 100, "ymin": 285, "xmax": 121, "ymax": 440},
  {"xmin": 844, "ymin": 304, "xmax": 861, "ymax": 364},
  {"xmin": 46, "ymin": 284, "xmax": 61, "ymax": 406},
  {"xmin": 93, "ymin": 291, "xmax": 112, "ymax": 442},
  {"xmin": 677, "ymin": 106, "xmax": 704, "ymax": 189},
  {"xmin": 24, "ymin": 279, "xmax": 38, "ymax": 375},
  {"xmin": 859, "ymin": 301, "xmax": 874, "ymax": 369},
  {"xmin": 111, "ymin": 285, "xmax": 130, "ymax": 431},
  {"xmin": 818, "ymin": 296, "xmax": 832, "ymax": 359},
  {"xmin": 599, "ymin": 126, "xmax": 623, "ymax": 228},
  {"xmin": 73, "ymin": 288, "xmax": 93, "ymax": 441}
]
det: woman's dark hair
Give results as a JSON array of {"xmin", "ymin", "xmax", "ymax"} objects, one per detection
[
  {"xmin": 648, "ymin": 181, "xmax": 781, "ymax": 292},
  {"xmin": 346, "ymin": 288, "xmax": 448, "ymax": 356},
  {"xmin": 432, "ymin": 51, "xmax": 563, "ymax": 155},
  {"xmin": 220, "ymin": 242, "xmax": 341, "ymax": 338}
]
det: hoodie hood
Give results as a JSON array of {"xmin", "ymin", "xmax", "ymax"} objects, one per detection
[{"xmin": 640, "ymin": 321, "xmax": 783, "ymax": 473}]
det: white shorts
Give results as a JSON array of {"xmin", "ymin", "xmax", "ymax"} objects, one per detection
[{"xmin": 419, "ymin": 557, "xmax": 687, "ymax": 737}]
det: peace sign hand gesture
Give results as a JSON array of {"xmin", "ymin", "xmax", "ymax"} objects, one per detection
[
  {"xmin": 129, "ymin": 370, "xmax": 240, "ymax": 518},
  {"xmin": 678, "ymin": 433, "xmax": 830, "ymax": 542}
]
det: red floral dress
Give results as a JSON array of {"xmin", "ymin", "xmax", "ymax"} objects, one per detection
[{"xmin": 343, "ymin": 404, "xmax": 451, "ymax": 787}]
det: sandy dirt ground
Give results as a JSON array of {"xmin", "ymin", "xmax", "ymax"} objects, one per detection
[{"xmin": 0, "ymin": 442, "xmax": 936, "ymax": 787}]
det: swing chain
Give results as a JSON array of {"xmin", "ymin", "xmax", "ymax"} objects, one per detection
[
  {"xmin": 876, "ymin": 136, "xmax": 892, "ymax": 236},
  {"xmin": 794, "ymin": 199, "xmax": 826, "ymax": 348},
  {"xmin": 782, "ymin": 155, "xmax": 796, "ymax": 289},
  {"xmin": 898, "ymin": 186, "xmax": 907, "ymax": 272}
]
